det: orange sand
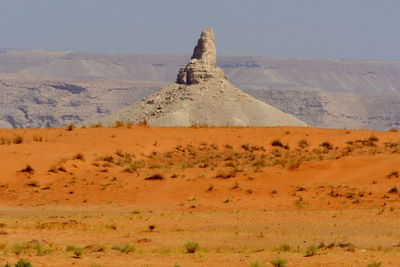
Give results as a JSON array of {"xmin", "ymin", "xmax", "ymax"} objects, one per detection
[{"xmin": 0, "ymin": 126, "xmax": 399, "ymax": 266}]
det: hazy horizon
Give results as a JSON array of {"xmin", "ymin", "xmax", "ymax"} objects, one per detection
[{"xmin": 1, "ymin": 0, "xmax": 399, "ymax": 60}]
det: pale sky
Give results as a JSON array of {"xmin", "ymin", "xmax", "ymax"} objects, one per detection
[{"xmin": 0, "ymin": 0, "xmax": 399, "ymax": 60}]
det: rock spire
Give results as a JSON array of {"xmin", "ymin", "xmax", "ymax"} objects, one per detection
[
  {"xmin": 191, "ymin": 28, "xmax": 217, "ymax": 64},
  {"xmin": 176, "ymin": 29, "xmax": 226, "ymax": 85}
]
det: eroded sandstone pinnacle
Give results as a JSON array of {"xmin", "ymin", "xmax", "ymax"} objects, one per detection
[{"xmin": 177, "ymin": 28, "xmax": 227, "ymax": 85}]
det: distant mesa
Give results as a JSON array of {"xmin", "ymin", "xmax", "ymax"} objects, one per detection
[{"xmin": 92, "ymin": 29, "xmax": 307, "ymax": 127}]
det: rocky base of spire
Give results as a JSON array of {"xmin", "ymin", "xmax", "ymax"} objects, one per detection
[
  {"xmin": 176, "ymin": 59, "xmax": 227, "ymax": 85},
  {"xmin": 176, "ymin": 29, "xmax": 227, "ymax": 85}
]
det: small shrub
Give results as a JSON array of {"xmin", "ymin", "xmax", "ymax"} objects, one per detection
[
  {"xmin": 0, "ymin": 137, "xmax": 11, "ymax": 145},
  {"xmin": 250, "ymin": 262, "xmax": 265, "ymax": 267},
  {"xmin": 387, "ymin": 170, "xmax": 399, "ymax": 178},
  {"xmin": 123, "ymin": 160, "xmax": 145, "ymax": 173},
  {"xmin": 66, "ymin": 245, "xmax": 83, "ymax": 258},
  {"xmin": 388, "ymin": 186, "xmax": 398, "ymax": 194},
  {"xmin": 320, "ymin": 142, "xmax": 334, "ymax": 150},
  {"xmin": 185, "ymin": 241, "xmax": 199, "ymax": 253},
  {"xmin": 271, "ymin": 258, "xmax": 287, "ymax": 267},
  {"xmin": 284, "ymin": 155, "xmax": 304, "ymax": 170},
  {"xmin": 278, "ymin": 244, "xmax": 291, "ymax": 252},
  {"xmin": 12, "ymin": 244, "xmax": 28, "ymax": 255},
  {"xmin": 14, "ymin": 259, "xmax": 32, "ymax": 267},
  {"xmin": 271, "ymin": 139, "xmax": 289, "ymax": 149},
  {"xmin": 368, "ymin": 135, "xmax": 379, "ymax": 142},
  {"xmin": 216, "ymin": 169, "xmax": 237, "ymax": 179},
  {"xmin": 225, "ymin": 144, "xmax": 233, "ymax": 150},
  {"xmin": 73, "ymin": 153, "xmax": 85, "ymax": 161},
  {"xmin": 367, "ymin": 261, "xmax": 382, "ymax": 267},
  {"xmin": 34, "ymin": 243, "xmax": 52, "ymax": 255},
  {"xmin": 26, "ymin": 180, "xmax": 40, "ymax": 187},
  {"xmin": 111, "ymin": 244, "xmax": 135, "ymax": 254},
  {"xmin": 33, "ymin": 135, "xmax": 43, "ymax": 142},
  {"xmin": 13, "ymin": 135, "xmax": 24, "ymax": 144},
  {"xmin": 298, "ymin": 139, "xmax": 309, "ymax": 149},
  {"xmin": 66, "ymin": 124, "xmax": 76, "ymax": 131},
  {"xmin": 144, "ymin": 174, "xmax": 165, "ymax": 180},
  {"xmin": 20, "ymin": 165, "xmax": 34, "ymax": 174},
  {"xmin": 304, "ymin": 245, "xmax": 318, "ymax": 257}
]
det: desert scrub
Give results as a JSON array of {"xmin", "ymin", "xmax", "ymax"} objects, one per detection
[
  {"xmin": 387, "ymin": 170, "xmax": 399, "ymax": 178},
  {"xmin": 144, "ymin": 174, "xmax": 165, "ymax": 180},
  {"xmin": 388, "ymin": 186, "xmax": 398, "ymax": 194},
  {"xmin": 367, "ymin": 261, "xmax": 382, "ymax": 267},
  {"xmin": 111, "ymin": 244, "xmax": 135, "ymax": 254},
  {"xmin": 298, "ymin": 139, "xmax": 309, "ymax": 149},
  {"xmin": 282, "ymin": 154, "xmax": 304, "ymax": 170},
  {"xmin": 216, "ymin": 168, "xmax": 237, "ymax": 179},
  {"xmin": 32, "ymin": 135, "xmax": 43, "ymax": 142},
  {"xmin": 66, "ymin": 124, "xmax": 76, "ymax": 131},
  {"xmin": 185, "ymin": 241, "xmax": 199, "ymax": 253},
  {"xmin": 270, "ymin": 258, "xmax": 287, "ymax": 267},
  {"xmin": 72, "ymin": 153, "xmax": 85, "ymax": 161},
  {"xmin": 13, "ymin": 135, "xmax": 24, "ymax": 144},
  {"xmin": 271, "ymin": 139, "xmax": 289, "ymax": 149},
  {"xmin": 304, "ymin": 245, "xmax": 318, "ymax": 257},
  {"xmin": 25, "ymin": 180, "xmax": 40, "ymax": 187},
  {"xmin": 0, "ymin": 137, "xmax": 11, "ymax": 145},
  {"xmin": 277, "ymin": 244, "xmax": 291, "ymax": 252},
  {"xmin": 319, "ymin": 141, "xmax": 334, "ymax": 150},
  {"xmin": 20, "ymin": 165, "xmax": 34, "ymax": 174},
  {"xmin": 66, "ymin": 245, "xmax": 83, "ymax": 258},
  {"xmin": 250, "ymin": 262, "xmax": 265, "ymax": 267},
  {"xmin": 13, "ymin": 259, "xmax": 33, "ymax": 267},
  {"xmin": 124, "ymin": 160, "xmax": 145, "ymax": 173}
]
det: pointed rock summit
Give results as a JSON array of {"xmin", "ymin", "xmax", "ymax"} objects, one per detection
[
  {"xmin": 177, "ymin": 29, "xmax": 226, "ymax": 85},
  {"xmin": 95, "ymin": 29, "xmax": 306, "ymax": 127}
]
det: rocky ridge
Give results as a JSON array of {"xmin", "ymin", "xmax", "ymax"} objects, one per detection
[{"xmin": 1, "ymin": 49, "xmax": 400, "ymax": 129}]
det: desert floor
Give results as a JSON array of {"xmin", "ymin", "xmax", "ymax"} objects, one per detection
[{"xmin": 0, "ymin": 126, "xmax": 399, "ymax": 266}]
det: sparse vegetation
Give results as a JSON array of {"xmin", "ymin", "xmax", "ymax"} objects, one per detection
[
  {"xmin": 388, "ymin": 186, "xmax": 398, "ymax": 194},
  {"xmin": 277, "ymin": 244, "xmax": 291, "ymax": 252},
  {"xmin": 298, "ymin": 139, "xmax": 309, "ymax": 149},
  {"xmin": 250, "ymin": 262, "xmax": 265, "ymax": 267},
  {"xmin": 25, "ymin": 180, "xmax": 40, "ymax": 187},
  {"xmin": 367, "ymin": 261, "xmax": 382, "ymax": 267},
  {"xmin": 14, "ymin": 259, "xmax": 33, "ymax": 267},
  {"xmin": 13, "ymin": 135, "xmax": 24, "ymax": 144},
  {"xmin": 144, "ymin": 174, "xmax": 165, "ymax": 180},
  {"xmin": 111, "ymin": 244, "xmax": 135, "ymax": 254},
  {"xmin": 320, "ymin": 142, "xmax": 334, "ymax": 150},
  {"xmin": 271, "ymin": 139, "xmax": 289, "ymax": 149},
  {"xmin": 20, "ymin": 165, "xmax": 34, "ymax": 174},
  {"xmin": 185, "ymin": 241, "xmax": 199, "ymax": 253},
  {"xmin": 270, "ymin": 258, "xmax": 287, "ymax": 267},
  {"xmin": 66, "ymin": 245, "xmax": 83, "ymax": 258},
  {"xmin": 304, "ymin": 245, "xmax": 318, "ymax": 257},
  {"xmin": 72, "ymin": 153, "xmax": 85, "ymax": 161},
  {"xmin": 387, "ymin": 170, "xmax": 399, "ymax": 178},
  {"xmin": 33, "ymin": 135, "xmax": 43, "ymax": 142},
  {"xmin": 66, "ymin": 124, "xmax": 76, "ymax": 131}
]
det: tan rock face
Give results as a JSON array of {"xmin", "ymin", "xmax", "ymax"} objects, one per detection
[
  {"xmin": 177, "ymin": 29, "xmax": 227, "ymax": 85},
  {"xmin": 191, "ymin": 28, "xmax": 217, "ymax": 64}
]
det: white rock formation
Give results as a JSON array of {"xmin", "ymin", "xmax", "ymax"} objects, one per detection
[{"xmin": 93, "ymin": 29, "xmax": 307, "ymax": 127}]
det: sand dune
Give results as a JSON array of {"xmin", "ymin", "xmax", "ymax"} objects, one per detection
[{"xmin": 0, "ymin": 126, "xmax": 399, "ymax": 266}]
